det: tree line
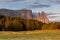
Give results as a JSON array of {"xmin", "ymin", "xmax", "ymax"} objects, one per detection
[
  {"xmin": 0, "ymin": 15, "xmax": 43, "ymax": 31},
  {"xmin": 0, "ymin": 15, "xmax": 60, "ymax": 31}
]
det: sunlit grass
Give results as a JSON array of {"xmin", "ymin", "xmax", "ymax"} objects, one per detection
[{"xmin": 0, "ymin": 30, "xmax": 60, "ymax": 40}]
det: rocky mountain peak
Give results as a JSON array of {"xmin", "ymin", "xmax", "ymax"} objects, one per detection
[
  {"xmin": 20, "ymin": 9, "xmax": 33, "ymax": 19},
  {"xmin": 33, "ymin": 11, "xmax": 49, "ymax": 23}
]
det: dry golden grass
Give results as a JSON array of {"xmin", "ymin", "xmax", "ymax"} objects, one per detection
[
  {"xmin": 0, "ymin": 30, "xmax": 60, "ymax": 40},
  {"xmin": 0, "ymin": 30, "xmax": 60, "ymax": 35}
]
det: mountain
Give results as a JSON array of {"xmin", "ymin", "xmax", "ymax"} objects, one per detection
[
  {"xmin": 0, "ymin": 9, "xmax": 49, "ymax": 23},
  {"xmin": 0, "ymin": 9, "xmax": 33, "ymax": 19},
  {"xmin": 19, "ymin": 9, "xmax": 33, "ymax": 19},
  {"xmin": 0, "ymin": 9, "xmax": 18, "ymax": 17},
  {"xmin": 33, "ymin": 11, "xmax": 49, "ymax": 23}
]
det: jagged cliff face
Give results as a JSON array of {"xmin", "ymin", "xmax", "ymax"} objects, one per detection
[
  {"xmin": 33, "ymin": 12, "xmax": 49, "ymax": 23},
  {"xmin": 0, "ymin": 9, "xmax": 49, "ymax": 23},
  {"xmin": 19, "ymin": 9, "xmax": 32, "ymax": 19}
]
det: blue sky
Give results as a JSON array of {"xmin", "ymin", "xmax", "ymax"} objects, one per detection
[
  {"xmin": 0, "ymin": 0, "xmax": 60, "ymax": 13},
  {"xmin": 0, "ymin": 0, "xmax": 60, "ymax": 22}
]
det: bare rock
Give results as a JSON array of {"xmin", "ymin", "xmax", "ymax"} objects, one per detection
[{"xmin": 33, "ymin": 11, "xmax": 49, "ymax": 23}]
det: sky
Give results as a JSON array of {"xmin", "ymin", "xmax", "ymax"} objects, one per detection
[{"xmin": 0, "ymin": 0, "xmax": 60, "ymax": 22}]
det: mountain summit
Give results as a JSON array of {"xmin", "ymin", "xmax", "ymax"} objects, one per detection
[
  {"xmin": 19, "ymin": 9, "xmax": 33, "ymax": 19},
  {"xmin": 33, "ymin": 11, "xmax": 49, "ymax": 23}
]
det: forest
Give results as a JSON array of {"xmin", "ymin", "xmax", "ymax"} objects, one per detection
[{"xmin": 0, "ymin": 15, "xmax": 60, "ymax": 31}]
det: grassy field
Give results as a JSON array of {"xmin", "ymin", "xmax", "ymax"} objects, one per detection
[{"xmin": 0, "ymin": 30, "xmax": 60, "ymax": 40}]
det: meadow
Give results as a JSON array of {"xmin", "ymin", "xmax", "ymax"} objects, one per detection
[{"xmin": 0, "ymin": 30, "xmax": 60, "ymax": 40}]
